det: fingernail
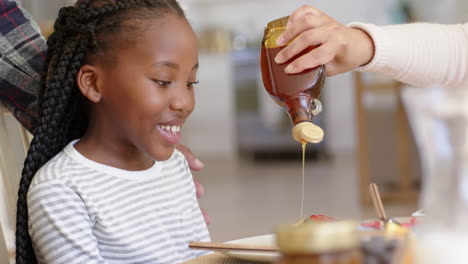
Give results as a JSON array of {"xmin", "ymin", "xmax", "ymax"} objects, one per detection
[
  {"xmin": 194, "ymin": 158, "xmax": 204, "ymax": 169},
  {"xmin": 285, "ymin": 65, "xmax": 294, "ymax": 73},
  {"xmin": 276, "ymin": 36, "xmax": 285, "ymax": 46},
  {"xmin": 275, "ymin": 53, "xmax": 284, "ymax": 63}
]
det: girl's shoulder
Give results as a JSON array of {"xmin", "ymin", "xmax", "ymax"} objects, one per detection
[
  {"xmin": 34, "ymin": 151, "xmax": 73, "ymax": 179},
  {"xmin": 31, "ymin": 147, "xmax": 90, "ymax": 187}
]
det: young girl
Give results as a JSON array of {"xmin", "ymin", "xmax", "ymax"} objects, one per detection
[{"xmin": 15, "ymin": 0, "xmax": 210, "ymax": 263}]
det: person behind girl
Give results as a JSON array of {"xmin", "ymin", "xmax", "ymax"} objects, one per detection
[{"xmin": 15, "ymin": 0, "xmax": 210, "ymax": 263}]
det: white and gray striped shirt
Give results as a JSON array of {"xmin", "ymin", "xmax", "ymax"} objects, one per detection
[{"xmin": 27, "ymin": 140, "xmax": 210, "ymax": 264}]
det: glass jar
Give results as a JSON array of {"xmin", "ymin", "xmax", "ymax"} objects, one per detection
[{"xmin": 405, "ymin": 87, "xmax": 468, "ymax": 263}]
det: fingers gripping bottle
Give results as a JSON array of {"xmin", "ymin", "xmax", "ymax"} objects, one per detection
[{"xmin": 261, "ymin": 16, "xmax": 325, "ymax": 144}]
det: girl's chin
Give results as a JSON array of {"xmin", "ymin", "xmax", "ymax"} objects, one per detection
[{"xmin": 151, "ymin": 147, "xmax": 176, "ymax": 162}]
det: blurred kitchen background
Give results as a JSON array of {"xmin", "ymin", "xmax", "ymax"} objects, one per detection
[{"xmin": 1, "ymin": 0, "xmax": 467, "ymax": 244}]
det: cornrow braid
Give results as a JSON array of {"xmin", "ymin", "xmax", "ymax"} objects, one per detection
[{"xmin": 15, "ymin": 1, "xmax": 186, "ymax": 263}]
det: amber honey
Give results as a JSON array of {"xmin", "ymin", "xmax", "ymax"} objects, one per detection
[
  {"xmin": 260, "ymin": 17, "xmax": 325, "ymax": 144},
  {"xmin": 301, "ymin": 141, "xmax": 306, "ymax": 220}
]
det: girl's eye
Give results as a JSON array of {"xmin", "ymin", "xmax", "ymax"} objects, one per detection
[
  {"xmin": 153, "ymin": 80, "xmax": 172, "ymax": 87},
  {"xmin": 187, "ymin": 81, "xmax": 199, "ymax": 88}
]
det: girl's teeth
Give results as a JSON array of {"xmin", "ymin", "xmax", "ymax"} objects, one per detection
[{"xmin": 159, "ymin": 125, "xmax": 181, "ymax": 134}]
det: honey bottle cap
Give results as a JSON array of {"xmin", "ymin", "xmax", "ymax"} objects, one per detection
[{"xmin": 292, "ymin": 122, "xmax": 324, "ymax": 143}]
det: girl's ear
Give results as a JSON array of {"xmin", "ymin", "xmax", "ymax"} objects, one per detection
[{"xmin": 77, "ymin": 65, "xmax": 102, "ymax": 103}]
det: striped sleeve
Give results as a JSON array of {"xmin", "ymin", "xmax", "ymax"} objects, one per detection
[{"xmin": 27, "ymin": 179, "xmax": 107, "ymax": 264}]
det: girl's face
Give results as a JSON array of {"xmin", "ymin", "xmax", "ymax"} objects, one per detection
[{"xmin": 93, "ymin": 14, "xmax": 198, "ymax": 161}]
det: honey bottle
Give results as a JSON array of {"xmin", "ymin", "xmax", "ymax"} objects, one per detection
[{"xmin": 261, "ymin": 16, "xmax": 325, "ymax": 143}]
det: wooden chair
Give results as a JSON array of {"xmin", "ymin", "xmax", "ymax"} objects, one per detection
[
  {"xmin": 0, "ymin": 103, "xmax": 31, "ymax": 263},
  {"xmin": 355, "ymin": 72, "xmax": 420, "ymax": 204},
  {"xmin": 0, "ymin": 224, "xmax": 11, "ymax": 264}
]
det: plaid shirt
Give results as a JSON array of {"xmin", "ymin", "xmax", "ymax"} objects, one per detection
[{"xmin": 0, "ymin": 0, "xmax": 46, "ymax": 132}]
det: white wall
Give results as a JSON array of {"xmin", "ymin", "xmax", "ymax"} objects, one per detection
[
  {"xmin": 408, "ymin": 0, "xmax": 468, "ymax": 23},
  {"xmin": 185, "ymin": 0, "xmax": 372, "ymax": 39},
  {"xmin": 20, "ymin": 0, "xmax": 75, "ymax": 22},
  {"xmin": 182, "ymin": 53, "xmax": 236, "ymax": 158}
]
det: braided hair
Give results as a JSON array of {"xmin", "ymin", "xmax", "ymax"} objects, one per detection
[{"xmin": 16, "ymin": 1, "xmax": 186, "ymax": 263}]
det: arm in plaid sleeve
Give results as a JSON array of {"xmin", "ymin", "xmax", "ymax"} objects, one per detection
[{"xmin": 0, "ymin": 0, "xmax": 47, "ymax": 132}]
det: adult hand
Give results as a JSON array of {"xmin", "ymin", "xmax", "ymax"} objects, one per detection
[
  {"xmin": 274, "ymin": 5, "xmax": 375, "ymax": 76},
  {"xmin": 176, "ymin": 144, "xmax": 211, "ymax": 225}
]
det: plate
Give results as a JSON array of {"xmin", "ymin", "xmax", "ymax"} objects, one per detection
[
  {"xmin": 221, "ymin": 234, "xmax": 278, "ymax": 263},
  {"xmin": 221, "ymin": 217, "xmax": 418, "ymax": 263}
]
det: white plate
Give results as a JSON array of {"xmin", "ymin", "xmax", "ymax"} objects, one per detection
[
  {"xmin": 221, "ymin": 217, "xmax": 417, "ymax": 263},
  {"xmin": 221, "ymin": 234, "xmax": 278, "ymax": 263}
]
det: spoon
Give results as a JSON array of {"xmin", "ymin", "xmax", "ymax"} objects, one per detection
[{"xmin": 369, "ymin": 182, "xmax": 401, "ymax": 226}]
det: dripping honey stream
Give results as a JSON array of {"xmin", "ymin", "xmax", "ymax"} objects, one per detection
[{"xmin": 301, "ymin": 141, "xmax": 306, "ymax": 220}]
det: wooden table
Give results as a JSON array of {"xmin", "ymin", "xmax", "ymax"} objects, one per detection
[{"xmin": 181, "ymin": 253, "xmax": 268, "ymax": 264}]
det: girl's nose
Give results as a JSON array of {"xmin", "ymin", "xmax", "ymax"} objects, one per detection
[{"xmin": 169, "ymin": 85, "xmax": 194, "ymax": 117}]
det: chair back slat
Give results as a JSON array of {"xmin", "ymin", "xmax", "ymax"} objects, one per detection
[{"xmin": 0, "ymin": 103, "xmax": 31, "ymax": 263}]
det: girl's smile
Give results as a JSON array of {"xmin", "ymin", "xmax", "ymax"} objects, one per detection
[{"xmin": 157, "ymin": 121, "xmax": 184, "ymax": 145}]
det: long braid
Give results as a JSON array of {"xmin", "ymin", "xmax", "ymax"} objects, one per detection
[
  {"xmin": 15, "ymin": 1, "xmax": 186, "ymax": 263},
  {"xmin": 15, "ymin": 39, "xmax": 88, "ymax": 264}
]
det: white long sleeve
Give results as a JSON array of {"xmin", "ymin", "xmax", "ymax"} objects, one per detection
[{"xmin": 348, "ymin": 22, "xmax": 468, "ymax": 89}]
